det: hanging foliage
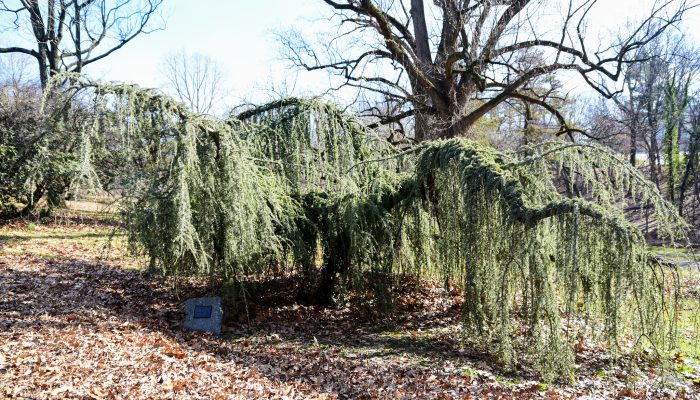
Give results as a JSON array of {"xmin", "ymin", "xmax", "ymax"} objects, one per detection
[{"xmin": 40, "ymin": 73, "xmax": 691, "ymax": 381}]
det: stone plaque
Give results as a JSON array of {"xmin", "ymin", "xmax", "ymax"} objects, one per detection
[{"xmin": 184, "ymin": 297, "xmax": 222, "ymax": 335}]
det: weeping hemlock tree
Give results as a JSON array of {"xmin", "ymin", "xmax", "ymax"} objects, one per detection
[
  {"xmin": 0, "ymin": 0, "xmax": 164, "ymax": 215},
  {"xmin": 42, "ymin": 73, "xmax": 689, "ymax": 381}
]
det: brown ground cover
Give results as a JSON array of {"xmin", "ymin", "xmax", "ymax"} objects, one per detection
[{"xmin": 1, "ymin": 214, "xmax": 698, "ymax": 399}]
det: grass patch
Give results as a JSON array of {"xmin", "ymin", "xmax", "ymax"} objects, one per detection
[
  {"xmin": 0, "ymin": 207, "xmax": 131, "ymax": 262},
  {"xmin": 675, "ymin": 298, "xmax": 700, "ymax": 361},
  {"xmin": 2, "ymin": 246, "xmax": 24, "ymax": 255},
  {"xmin": 648, "ymin": 245, "xmax": 699, "ymax": 263}
]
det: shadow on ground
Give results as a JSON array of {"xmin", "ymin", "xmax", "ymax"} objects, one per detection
[
  {"xmin": 0, "ymin": 252, "xmax": 530, "ymax": 398},
  {"xmin": 2, "ymin": 238, "xmax": 696, "ymax": 398}
]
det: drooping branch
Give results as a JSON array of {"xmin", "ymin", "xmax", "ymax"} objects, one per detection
[{"xmin": 32, "ymin": 73, "xmax": 690, "ymax": 383}]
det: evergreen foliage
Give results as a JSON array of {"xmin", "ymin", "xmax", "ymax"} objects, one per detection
[
  {"xmin": 0, "ymin": 84, "xmax": 92, "ymax": 215},
  {"xmin": 38, "ymin": 73, "xmax": 691, "ymax": 381},
  {"xmin": 663, "ymin": 74, "xmax": 691, "ymax": 205}
]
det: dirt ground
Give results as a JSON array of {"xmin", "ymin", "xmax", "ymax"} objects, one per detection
[{"xmin": 1, "ymin": 215, "xmax": 699, "ymax": 399}]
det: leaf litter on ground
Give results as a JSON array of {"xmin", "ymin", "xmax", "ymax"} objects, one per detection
[{"xmin": 0, "ymin": 220, "xmax": 699, "ymax": 399}]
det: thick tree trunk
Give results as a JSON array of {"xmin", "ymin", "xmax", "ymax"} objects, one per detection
[
  {"xmin": 414, "ymin": 111, "xmax": 430, "ymax": 142},
  {"xmin": 410, "ymin": 0, "xmax": 433, "ymax": 142},
  {"xmin": 317, "ymin": 231, "xmax": 351, "ymax": 307},
  {"xmin": 38, "ymin": 45, "xmax": 49, "ymax": 89},
  {"xmin": 439, "ymin": 114, "xmax": 477, "ymax": 138},
  {"xmin": 410, "ymin": 0, "xmax": 431, "ymax": 66},
  {"xmin": 16, "ymin": 184, "xmax": 45, "ymax": 217}
]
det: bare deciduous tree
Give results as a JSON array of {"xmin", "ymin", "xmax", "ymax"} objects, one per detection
[
  {"xmin": 0, "ymin": 53, "xmax": 33, "ymax": 96},
  {"xmin": 283, "ymin": 0, "xmax": 691, "ymax": 141},
  {"xmin": 0, "ymin": 0, "xmax": 163, "ymax": 88},
  {"xmin": 603, "ymin": 31, "xmax": 698, "ymax": 181},
  {"xmin": 161, "ymin": 50, "xmax": 226, "ymax": 115}
]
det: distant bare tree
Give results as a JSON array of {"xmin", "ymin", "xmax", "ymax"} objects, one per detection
[
  {"xmin": 584, "ymin": 98, "xmax": 628, "ymax": 149},
  {"xmin": 0, "ymin": 53, "xmax": 33, "ymax": 96},
  {"xmin": 0, "ymin": 0, "xmax": 163, "ymax": 88},
  {"xmin": 604, "ymin": 32, "xmax": 698, "ymax": 184},
  {"xmin": 161, "ymin": 50, "xmax": 226, "ymax": 115},
  {"xmin": 283, "ymin": 0, "xmax": 691, "ymax": 141}
]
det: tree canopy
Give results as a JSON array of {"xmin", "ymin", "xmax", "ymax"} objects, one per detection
[
  {"xmin": 0, "ymin": 0, "xmax": 698, "ymax": 386},
  {"xmin": 283, "ymin": 0, "xmax": 691, "ymax": 141},
  {"xmin": 28, "ymin": 72, "xmax": 690, "ymax": 380},
  {"xmin": 0, "ymin": 0, "xmax": 163, "ymax": 88}
]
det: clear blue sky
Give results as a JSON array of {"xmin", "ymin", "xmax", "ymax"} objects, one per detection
[
  {"xmin": 89, "ymin": 0, "xmax": 333, "ymax": 104},
  {"xmin": 3, "ymin": 0, "xmax": 700, "ymax": 107}
]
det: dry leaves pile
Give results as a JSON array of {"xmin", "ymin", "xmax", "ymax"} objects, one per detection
[{"xmin": 0, "ymin": 222, "xmax": 698, "ymax": 399}]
